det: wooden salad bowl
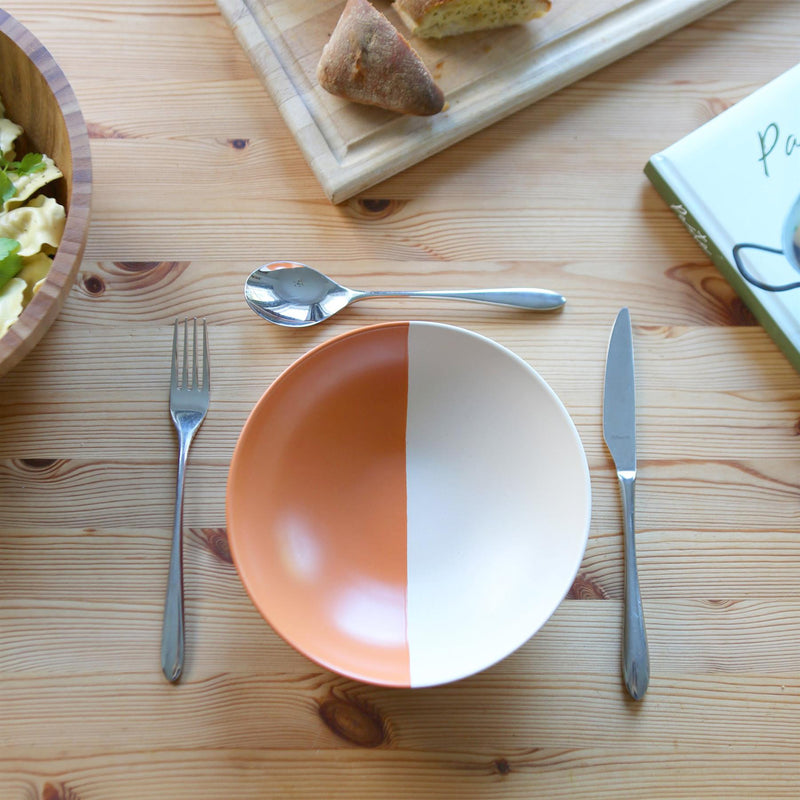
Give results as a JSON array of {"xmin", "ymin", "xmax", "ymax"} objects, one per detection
[{"xmin": 0, "ymin": 10, "xmax": 91, "ymax": 377}]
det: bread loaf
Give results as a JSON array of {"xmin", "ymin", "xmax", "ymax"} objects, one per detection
[
  {"xmin": 393, "ymin": 0, "xmax": 551, "ymax": 38},
  {"xmin": 317, "ymin": 0, "xmax": 445, "ymax": 116}
]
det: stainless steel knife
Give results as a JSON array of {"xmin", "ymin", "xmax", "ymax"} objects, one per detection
[{"xmin": 603, "ymin": 307, "xmax": 649, "ymax": 700}]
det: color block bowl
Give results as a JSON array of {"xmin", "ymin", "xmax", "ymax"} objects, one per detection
[
  {"xmin": 0, "ymin": 11, "xmax": 91, "ymax": 377},
  {"xmin": 227, "ymin": 322, "xmax": 591, "ymax": 687}
]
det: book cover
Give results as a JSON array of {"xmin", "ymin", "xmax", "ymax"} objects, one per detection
[{"xmin": 645, "ymin": 62, "xmax": 800, "ymax": 371}]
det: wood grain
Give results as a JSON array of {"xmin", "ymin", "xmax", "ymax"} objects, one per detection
[
  {"xmin": 0, "ymin": 750, "xmax": 794, "ymax": 800},
  {"xmin": 0, "ymin": 0, "xmax": 798, "ymax": 797}
]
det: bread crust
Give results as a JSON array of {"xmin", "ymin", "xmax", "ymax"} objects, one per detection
[
  {"xmin": 394, "ymin": 0, "xmax": 552, "ymax": 38},
  {"xmin": 317, "ymin": 0, "xmax": 445, "ymax": 116}
]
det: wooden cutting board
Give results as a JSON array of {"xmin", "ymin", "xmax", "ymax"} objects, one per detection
[{"xmin": 216, "ymin": 0, "xmax": 734, "ymax": 203}]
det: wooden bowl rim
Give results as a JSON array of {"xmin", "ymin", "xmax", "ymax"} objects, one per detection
[{"xmin": 0, "ymin": 10, "xmax": 92, "ymax": 375}]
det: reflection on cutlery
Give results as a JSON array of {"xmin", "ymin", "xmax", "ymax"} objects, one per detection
[
  {"xmin": 602, "ymin": 307, "xmax": 649, "ymax": 700},
  {"xmin": 244, "ymin": 262, "xmax": 566, "ymax": 327},
  {"xmin": 161, "ymin": 318, "xmax": 210, "ymax": 683}
]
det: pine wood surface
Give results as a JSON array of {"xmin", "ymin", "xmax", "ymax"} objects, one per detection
[{"xmin": 0, "ymin": 0, "xmax": 799, "ymax": 798}]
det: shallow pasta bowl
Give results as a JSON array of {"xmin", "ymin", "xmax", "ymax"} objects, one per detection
[
  {"xmin": 227, "ymin": 322, "xmax": 591, "ymax": 688},
  {"xmin": 0, "ymin": 11, "xmax": 91, "ymax": 377}
]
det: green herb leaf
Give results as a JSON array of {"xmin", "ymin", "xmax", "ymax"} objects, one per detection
[
  {"xmin": 0, "ymin": 170, "xmax": 15, "ymax": 203},
  {"xmin": 15, "ymin": 152, "xmax": 45, "ymax": 176},
  {"xmin": 0, "ymin": 239, "xmax": 20, "ymax": 259},
  {"xmin": 0, "ymin": 237, "xmax": 22, "ymax": 291}
]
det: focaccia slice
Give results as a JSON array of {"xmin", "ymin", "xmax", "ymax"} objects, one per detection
[
  {"xmin": 393, "ymin": 0, "xmax": 551, "ymax": 38},
  {"xmin": 317, "ymin": 0, "xmax": 445, "ymax": 116}
]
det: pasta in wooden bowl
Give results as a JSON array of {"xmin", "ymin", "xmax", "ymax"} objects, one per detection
[{"xmin": 0, "ymin": 10, "xmax": 91, "ymax": 377}]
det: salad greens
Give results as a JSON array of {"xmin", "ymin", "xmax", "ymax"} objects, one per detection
[
  {"xmin": 0, "ymin": 94, "xmax": 66, "ymax": 338},
  {"xmin": 0, "ymin": 152, "xmax": 46, "ymax": 205},
  {"xmin": 0, "ymin": 236, "xmax": 22, "ymax": 291}
]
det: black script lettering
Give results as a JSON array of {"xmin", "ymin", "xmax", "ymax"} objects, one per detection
[{"xmin": 759, "ymin": 122, "xmax": 780, "ymax": 177}]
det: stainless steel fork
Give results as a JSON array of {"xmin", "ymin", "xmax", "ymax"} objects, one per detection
[{"xmin": 161, "ymin": 318, "xmax": 210, "ymax": 683}]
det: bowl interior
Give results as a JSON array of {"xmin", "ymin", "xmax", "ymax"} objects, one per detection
[
  {"xmin": 0, "ymin": 12, "xmax": 91, "ymax": 375},
  {"xmin": 227, "ymin": 322, "xmax": 591, "ymax": 688},
  {"xmin": 0, "ymin": 32, "xmax": 70, "ymax": 204}
]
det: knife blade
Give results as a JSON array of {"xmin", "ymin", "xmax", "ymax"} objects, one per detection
[{"xmin": 603, "ymin": 307, "xmax": 649, "ymax": 700}]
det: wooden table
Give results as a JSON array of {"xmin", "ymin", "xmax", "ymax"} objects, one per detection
[{"xmin": 1, "ymin": 1, "xmax": 799, "ymax": 797}]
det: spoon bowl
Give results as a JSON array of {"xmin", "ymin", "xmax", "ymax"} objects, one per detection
[{"xmin": 245, "ymin": 262, "xmax": 566, "ymax": 327}]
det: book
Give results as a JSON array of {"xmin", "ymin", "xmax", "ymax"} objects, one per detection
[{"xmin": 645, "ymin": 62, "xmax": 800, "ymax": 371}]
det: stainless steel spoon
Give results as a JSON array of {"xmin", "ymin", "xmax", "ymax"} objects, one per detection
[{"xmin": 244, "ymin": 262, "xmax": 566, "ymax": 327}]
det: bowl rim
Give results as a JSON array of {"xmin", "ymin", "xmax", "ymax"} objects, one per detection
[
  {"xmin": 226, "ymin": 321, "xmax": 592, "ymax": 687},
  {"xmin": 0, "ymin": 10, "xmax": 92, "ymax": 375}
]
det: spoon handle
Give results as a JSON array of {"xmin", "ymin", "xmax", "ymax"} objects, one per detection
[{"xmin": 357, "ymin": 288, "xmax": 565, "ymax": 310}]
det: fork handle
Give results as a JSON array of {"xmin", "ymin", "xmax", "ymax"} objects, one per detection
[{"xmin": 161, "ymin": 433, "xmax": 192, "ymax": 683}]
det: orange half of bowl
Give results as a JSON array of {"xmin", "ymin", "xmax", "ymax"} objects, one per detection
[{"xmin": 227, "ymin": 322, "xmax": 591, "ymax": 688}]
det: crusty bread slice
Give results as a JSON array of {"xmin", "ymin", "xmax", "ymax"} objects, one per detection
[
  {"xmin": 317, "ymin": 0, "xmax": 445, "ymax": 116},
  {"xmin": 393, "ymin": 0, "xmax": 551, "ymax": 38}
]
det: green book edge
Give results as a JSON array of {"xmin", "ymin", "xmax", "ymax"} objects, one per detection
[{"xmin": 644, "ymin": 158, "xmax": 800, "ymax": 374}]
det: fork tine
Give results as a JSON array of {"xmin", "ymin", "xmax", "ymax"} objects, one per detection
[
  {"xmin": 191, "ymin": 318, "xmax": 199, "ymax": 390},
  {"xmin": 202, "ymin": 319, "xmax": 210, "ymax": 391},
  {"xmin": 182, "ymin": 317, "xmax": 189, "ymax": 389},
  {"xmin": 171, "ymin": 319, "xmax": 179, "ymax": 389}
]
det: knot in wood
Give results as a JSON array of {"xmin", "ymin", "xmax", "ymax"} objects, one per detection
[
  {"xmin": 112, "ymin": 261, "xmax": 163, "ymax": 273},
  {"xmin": 493, "ymin": 757, "xmax": 512, "ymax": 776},
  {"xmin": 18, "ymin": 458, "xmax": 58, "ymax": 471},
  {"xmin": 41, "ymin": 783, "xmax": 80, "ymax": 800},
  {"xmin": 82, "ymin": 273, "xmax": 105, "ymax": 296},
  {"xmin": 567, "ymin": 572, "xmax": 607, "ymax": 600},
  {"xmin": 318, "ymin": 692, "xmax": 388, "ymax": 748},
  {"xmin": 349, "ymin": 198, "xmax": 404, "ymax": 220},
  {"xmin": 194, "ymin": 527, "xmax": 233, "ymax": 564}
]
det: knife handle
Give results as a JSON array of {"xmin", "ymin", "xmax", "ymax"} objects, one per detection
[{"xmin": 618, "ymin": 472, "xmax": 650, "ymax": 700}]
